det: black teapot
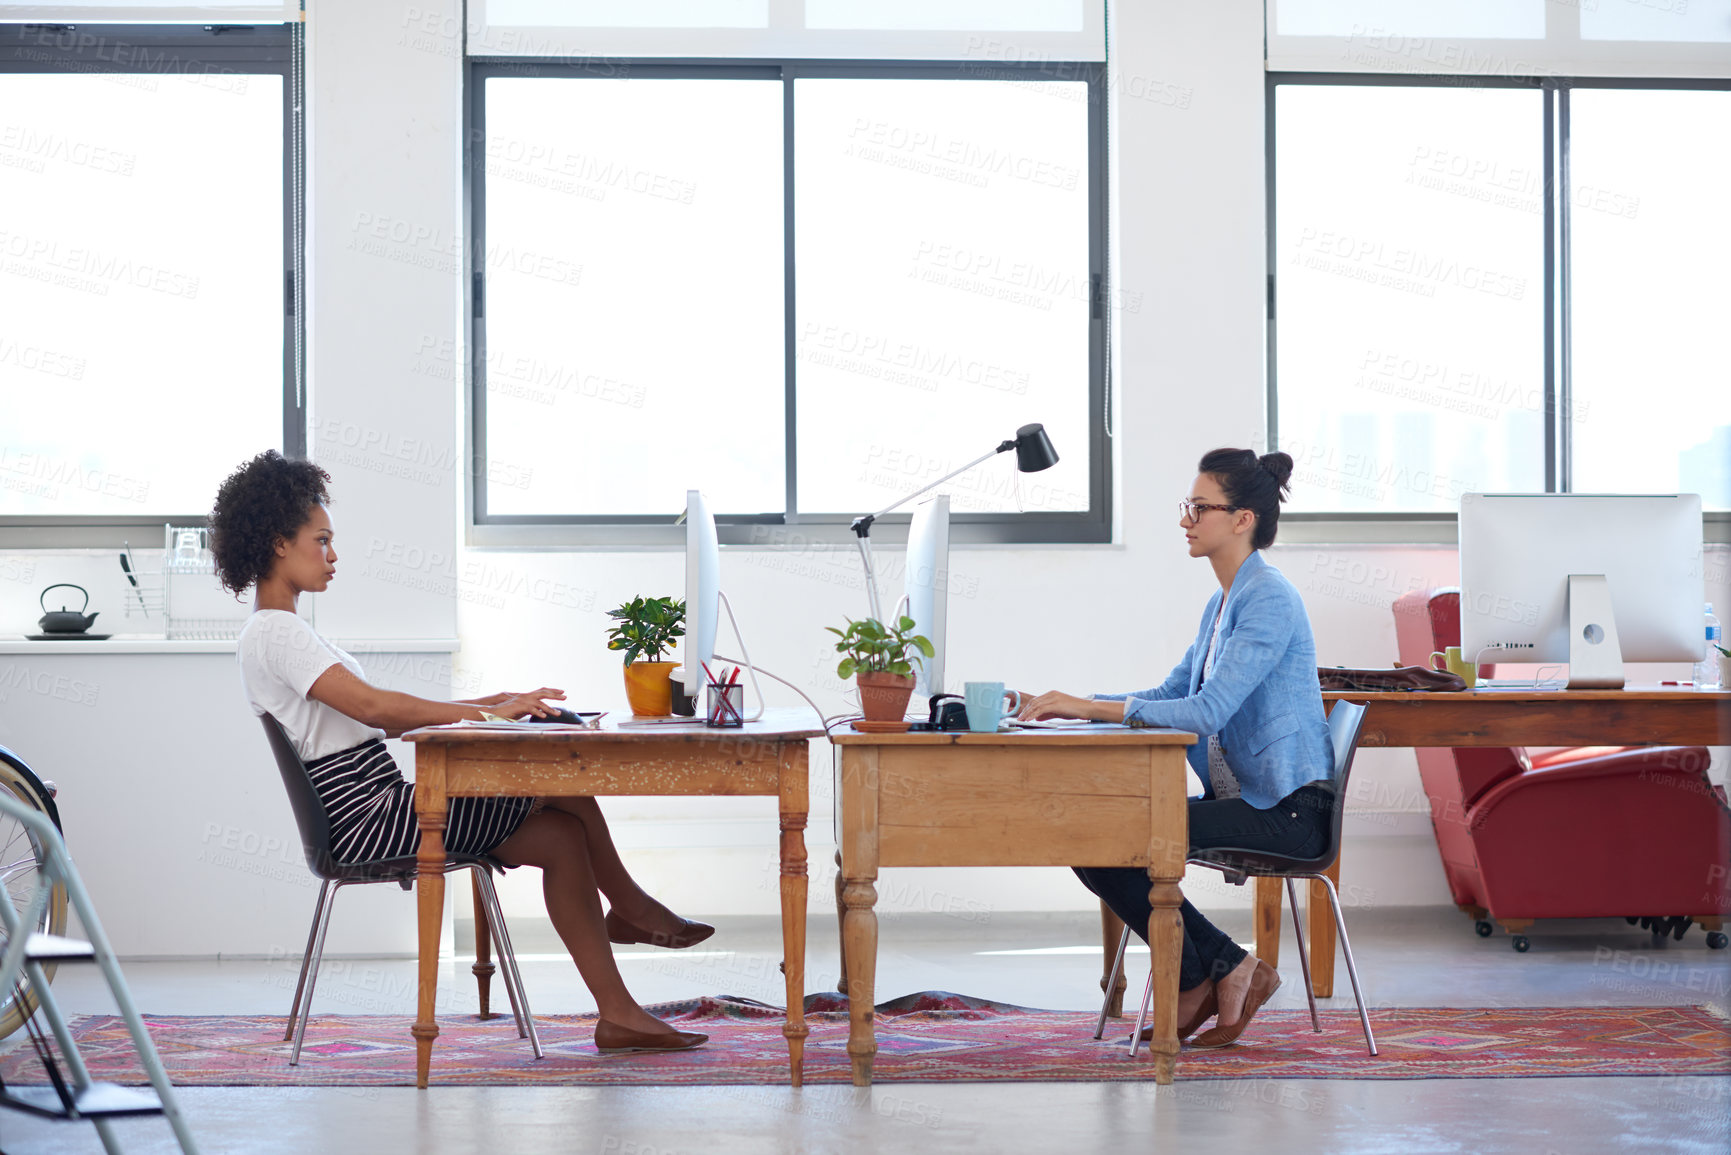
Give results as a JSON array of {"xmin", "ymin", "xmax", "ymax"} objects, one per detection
[{"xmin": 38, "ymin": 584, "xmax": 99, "ymax": 634}]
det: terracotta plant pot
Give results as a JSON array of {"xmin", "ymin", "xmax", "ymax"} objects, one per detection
[
  {"xmin": 623, "ymin": 660, "xmax": 678, "ymax": 716},
  {"xmin": 856, "ymin": 671, "xmax": 916, "ymax": 723}
]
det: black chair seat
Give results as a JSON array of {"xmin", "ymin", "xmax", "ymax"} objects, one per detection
[
  {"xmin": 323, "ymin": 852, "xmax": 508, "ymax": 888},
  {"xmin": 1188, "ymin": 845, "xmax": 1334, "ymax": 883},
  {"xmin": 257, "ymin": 714, "xmax": 541, "ymax": 1064}
]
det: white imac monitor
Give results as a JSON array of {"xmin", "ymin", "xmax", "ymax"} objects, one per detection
[
  {"xmin": 1458, "ymin": 493, "xmax": 1704, "ymax": 689},
  {"xmin": 902, "ymin": 495, "xmax": 950, "ymax": 701},
  {"xmin": 682, "ymin": 489, "xmax": 720, "ymax": 698}
]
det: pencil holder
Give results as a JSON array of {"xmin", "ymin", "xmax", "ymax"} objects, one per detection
[{"xmin": 705, "ymin": 682, "xmax": 744, "ymax": 727}]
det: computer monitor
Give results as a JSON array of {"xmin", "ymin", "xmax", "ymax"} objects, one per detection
[
  {"xmin": 681, "ymin": 489, "xmax": 720, "ymax": 699},
  {"xmin": 1458, "ymin": 493, "xmax": 1704, "ymax": 689},
  {"xmin": 902, "ymin": 495, "xmax": 950, "ymax": 701}
]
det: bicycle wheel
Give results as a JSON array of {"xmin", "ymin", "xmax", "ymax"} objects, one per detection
[{"xmin": 0, "ymin": 751, "xmax": 69, "ymax": 1041}]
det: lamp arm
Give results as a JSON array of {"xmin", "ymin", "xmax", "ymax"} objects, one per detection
[
  {"xmin": 854, "ymin": 443, "xmax": 1011, "ymax": 531},
  {"xmin": 855, "ymin": 533, "xmax": 884, "ymax": 623},
  {"xmin": 846, "ymin": 438, "xmax": 1012, "ymax": 622}
]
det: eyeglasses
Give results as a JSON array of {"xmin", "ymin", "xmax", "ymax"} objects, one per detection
[{"xmin": 1178, "ymin": 500, "xmax": 1239, "ymax": 523}]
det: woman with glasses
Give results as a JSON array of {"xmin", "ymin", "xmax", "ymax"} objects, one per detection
[{"xmin": 1019, "ymin": 447, "xmax": 1332, "ymax": 1048}]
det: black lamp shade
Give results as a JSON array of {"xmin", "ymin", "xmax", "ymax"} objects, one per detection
[{"xmin": 1014, "ymin": 423, "xmax": 1059, "ymax": 473}]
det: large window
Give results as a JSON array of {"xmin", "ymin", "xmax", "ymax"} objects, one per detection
[
  {"xmin": 1270, "ymin": 77, "xmax": 1731, "ymax": 516},
  {"xmin": 0, "ymin": 24, "xmax": 302, "ymax": 530},
  {"xmin": 470, "ymin": 61, "xmax": 1107, "ymax": 544}
]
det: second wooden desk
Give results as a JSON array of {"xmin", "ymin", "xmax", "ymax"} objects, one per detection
[{"xmin": 832, "ymin": 726, "xmax": 1196, "ymax": 1085}]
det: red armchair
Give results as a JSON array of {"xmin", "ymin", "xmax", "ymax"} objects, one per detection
[{"xmin": 1393, "ymin": 587, "xmax": 1730, "ymax": 952}]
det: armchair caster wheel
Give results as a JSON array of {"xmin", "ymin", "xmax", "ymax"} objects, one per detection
[
  {"xmin": 1512, "ymin": 936, "xmax": 1530, "ymax": 953},
  {"xmin": 1474, "ymin": 920, "xmax": 1494, "ymax": 938},
  {"xmin": 1707, "ymin": 932, "xmax": 1728, "ymax": 950}
]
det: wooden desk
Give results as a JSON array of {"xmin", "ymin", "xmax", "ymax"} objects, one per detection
[
  {"xmin": 832, "ymin": 726, "xmax": 1196, "ymax": 1086},
  {"xmin": 1097, "ymin": 686, "xmax": 1731, "ymax": 1009},
  {"xmin": 404, "ymin": 709, "xmax": 824, "ymax": 1088}
]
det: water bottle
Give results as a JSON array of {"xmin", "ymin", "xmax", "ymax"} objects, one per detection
[{"xmin": 1695, "ymin": 603, "xmax": 1723, "ymax": 690}]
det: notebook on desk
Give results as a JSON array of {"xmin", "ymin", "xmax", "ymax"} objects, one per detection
[{"xmin": 1008, "ymin": 718, "xmax": 1130, "ymax": 730}]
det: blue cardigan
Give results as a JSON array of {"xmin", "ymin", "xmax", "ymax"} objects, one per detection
[{"xmin": 1095, "ymin": 551, "xmax": 1332, "ymax": 809}]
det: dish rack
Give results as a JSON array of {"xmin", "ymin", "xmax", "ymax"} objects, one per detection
[{"xmin": 122, "ymin": 525, "xmax": 260, "ymax": 641}]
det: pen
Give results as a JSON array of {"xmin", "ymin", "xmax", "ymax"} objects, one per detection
[
  {"xmin": 727, "ymin": 665, "xmax": 741, "ymax": 686},
  {"xmin": 1659, "ymin": 680, "xmax": 1693, "ymax": 686}
]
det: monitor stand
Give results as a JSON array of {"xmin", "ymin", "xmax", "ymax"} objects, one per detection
[{"xmin": 1566, "ymin": 573, "xmax": 1625, "ymax": 689}]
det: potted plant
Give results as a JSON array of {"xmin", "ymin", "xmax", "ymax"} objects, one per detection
[
  {"xmin": 828, "ymin": 615, "xmax": 934, "ymax": 725},
  {"xmin": 606, "ymin": 595, "xmax": 686, "ymax": 716}
]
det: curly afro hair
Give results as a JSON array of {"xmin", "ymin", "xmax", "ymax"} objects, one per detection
[{"xmin": 209, "ymin": 451, "xmax": 332, "ymax": 596}]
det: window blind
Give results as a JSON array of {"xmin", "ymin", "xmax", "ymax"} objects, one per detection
[
  {"xmin": 1266, "ymin": 0, "xmax": 1731, "ymax": 79},
  {"xmin": 468, "ymin": 0, "xmax": 1103, "ymax": 61},
  {"xmin": 0, "ymin": 3, "xmax": 297, "ymax": 23}
]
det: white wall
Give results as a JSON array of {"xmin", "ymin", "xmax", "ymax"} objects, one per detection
[
  {"xmin": 304, "ymin": 0, "xmax": 464, "ymax": 646},
  {"xmin": 1, "ymin": 0, "xmax": 1725, "ymax": 957}
]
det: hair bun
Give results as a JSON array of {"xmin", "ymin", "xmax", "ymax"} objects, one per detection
[{"xmin": 1259, "ymin": 451, "xmax": 1294, "ymax": 494}]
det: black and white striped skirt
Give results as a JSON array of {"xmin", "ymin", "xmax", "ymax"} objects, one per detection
[{"xmin": 304, "ymin": 739, "xmax": 537, "ymax": 864}]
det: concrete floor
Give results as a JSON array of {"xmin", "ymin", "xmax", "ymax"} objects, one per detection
[{"xmin": 2, "ymin": 906, "xmax": 1727, "ymax": 1154}]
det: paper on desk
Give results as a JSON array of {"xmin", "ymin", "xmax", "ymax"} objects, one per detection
[
  {"xmin": 438, "ymin": 719, "xmax": 594, "ymax": 731},
  {"xmin": 1008, "ymin": 717, "xmax": 1121, "ymax": 728}
]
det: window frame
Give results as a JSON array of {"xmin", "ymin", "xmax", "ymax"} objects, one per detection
[
  {"xmin": 1266, "ymin": 71, "xmax": 1731, "ymax": 544},
  {"xmin": 465, "ymin": 57, "xmax": 1111, "ymax": 549},
  {"xmin": 0, "ymin": 21, "xmax": 304, "ymax": 548}
]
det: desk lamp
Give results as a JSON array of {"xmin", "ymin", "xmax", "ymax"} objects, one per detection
[{"xmin": 849, "ymin": 422, "xmax": 1058, "ymax": 622}]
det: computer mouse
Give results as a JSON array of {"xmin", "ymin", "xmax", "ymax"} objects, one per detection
[{"xmin": 527, "ymin": 707, "xmax": 585, "ymax": 725}]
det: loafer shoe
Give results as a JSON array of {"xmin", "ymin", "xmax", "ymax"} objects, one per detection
[
  {"xmin": 1191, "ymin": 959, "xmax": 1281, "ymax": 1049},
  {"xmin": 594, "ymin": 1019, "xmax": 709, "ymax": 1054},
  {"xmin": 605, "ymin": 910, "xmax": 716, "ymax": 950},
  {"xmin": 1137, "ymin": 985, "xmax": 1219, "ymax": 1044}
]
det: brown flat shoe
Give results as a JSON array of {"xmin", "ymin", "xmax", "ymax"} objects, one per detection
[
  {"xmin": 594, "ymin": 1019, "xmax": 709, "ymax": 1054},
  {"xmin": 1138, "ymin": 985, "xmax": 1219, "ymax": 1044},
  {"xmin": 605, "ymin": 909, "xmax": 716, "ymax": 950},
  {"xmin": 1191, "ymin": 959, "xmax": 1281, "ymax": 1049}
]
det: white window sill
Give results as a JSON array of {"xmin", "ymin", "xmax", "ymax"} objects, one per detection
[{"xmin": 0, "ymin": 635, "xmax": 460, "ymax": 655}]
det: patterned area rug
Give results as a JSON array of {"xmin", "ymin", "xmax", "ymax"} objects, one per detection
[{"xmin": 3, "ymin": 994, "xmax": 1725, "ymax": 1086}]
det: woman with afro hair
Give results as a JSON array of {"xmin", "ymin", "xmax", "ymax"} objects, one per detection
[{"xmin": 214, "ymin": 450, "xmax": 708, "ymax": 1053}]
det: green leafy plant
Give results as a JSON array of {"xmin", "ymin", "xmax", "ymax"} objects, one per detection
[
  {"xmin": 605, "ymin": 595, "xmax": 686, "ymax": 666},
  {"xmin": 827, "ymin": 615, "xmax": 934, "ymax": 680}
]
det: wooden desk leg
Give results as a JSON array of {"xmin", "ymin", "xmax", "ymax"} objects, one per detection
[
  {"xmin": 1307, "ymin": 857, "xmax": 1341, "ymax": 999},
  {"xmin": 840, "ymin": 748, "xmax": 880, "ymax": 1087},
  {"xmin": 1254, "ymin": 876, "xmax": 1283, "ymax": 969},
  {"xmin": 834, "ymin": 849, "xmax": 848, "ymax": 996},
  {"xmin": 779, "ymin": 749, "xmax": 810, "ymax": 1088},
  {"xmin": 412, "ymin": 746, "xmax": 448, "ymax": 1089},
  {"xmin": 1146, "ymin": 750, "xmax": 1188, "ymax": 1085},
  {"xmin": 471, "ymin": 873, "xmax": 496, "ymax": 1020},
  {"xmin": 1100, "ymin": 903, "xmax": 1127, "ymax": 1019}
]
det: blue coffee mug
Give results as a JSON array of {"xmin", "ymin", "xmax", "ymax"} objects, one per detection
[{"xmin": 963, "ymin": 682, "xmax": 1022, "ymax": 733}]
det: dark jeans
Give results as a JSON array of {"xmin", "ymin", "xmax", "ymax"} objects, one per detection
[{"xmin": 1074, "ymin": 781, "xmax": 1333, "ymax": 991}]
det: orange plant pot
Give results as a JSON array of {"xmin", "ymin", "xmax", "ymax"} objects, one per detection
[
  {"xmin": 855, "ymin": 671, "xmax": 916, "ymax": 723},
  {"xmin": 623, "ymin": 661, "xmax": 678, "ymax": 717}
]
